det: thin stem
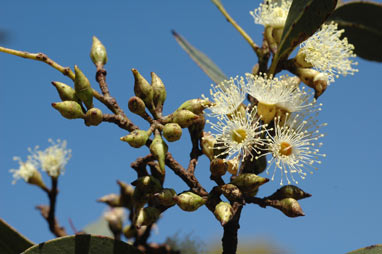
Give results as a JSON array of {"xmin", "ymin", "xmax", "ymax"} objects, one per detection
[{"xmin": 222, "ymin": 203, "xmax": 243, "ymax": 254}]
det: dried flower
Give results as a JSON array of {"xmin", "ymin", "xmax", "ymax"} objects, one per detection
[{"xmin": 250, "ymin": 0, "xmax": 292, "ymax": 28}]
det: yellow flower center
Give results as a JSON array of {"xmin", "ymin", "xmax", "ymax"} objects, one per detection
[
  {"xmin": 279, "ymin": 142, "xmax": 292, "ymax": 156},
  {"xmin": 231, "ymin": 128, "xmax": 247, "ymax": 144}
]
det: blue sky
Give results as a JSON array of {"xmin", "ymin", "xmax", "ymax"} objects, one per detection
[{"xmin": 1, "ymin": 1, "xmax": 381, "ymax": 253}]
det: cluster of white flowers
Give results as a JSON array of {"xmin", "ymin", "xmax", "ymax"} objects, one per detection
[
  {"xmin": 250, "ymin": 0, "xmax": 292, "ymax": 28},
  {"xmin": 10, "ymin": 139, "xmax": 71, "ymax": 184}
]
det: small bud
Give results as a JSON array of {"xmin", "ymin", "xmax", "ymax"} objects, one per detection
[
  {"xmin": 120, "ymin": 130, "xmax": 150, "ymax": 148},
  {"xmin": 131, "ymin": 176, "xmax": 162, "ymax": 194},
  {"xmin": 74, "ymin": 65, "xmax": 93, "ymax": 109},
  {"xmin": 163, "ymin": 123, "xmax": 182, "ymax": 142},
  {"xmin": 97, "ymin": 193, "xmax": 122, "ymax": 207},
  {"xmin": 132, "ymin": 187, "xmax": 149, "ymax": 211},
  {"xmin": 177, "ymin": 99, "xmax": 212, "ymax": 115},
  {"xmin": 123, "ymin": 225, "xmax": 137, "ymax": 239},
  {"xmin": 257, "ymin": 102, "xmax": 276, "ymax": 124},
  {"xmin": 150, "ymin": 131, "xmax": 168, "ymax": 173},
  {"xmin": 90, "ymin": 36, "xmax": 108, "ymax": 67},
  {"xmin": 276, "ymin": 198, "xmax": 305, "ymax": 218},
  {"xmin": 135, "ymin": 207, "xmax": 160, "ymax": 228},
  {"xmin": 104, "ymin": 208, "xmax": 125, "ymax": 234},
  {"xmin": 128, "ymin": 96, "xmax": 147, "ymax": 116},
  {"xmin": 221, "ymin": 184, "xmax": 243, "ymax": 202},
  {"xmin": 154, "ymin": 188, "xmax": 176, "ymax": 206},
  {"xmin": 214, "ymin": 202, "xmax": 234, "ymax": 226},
  {"xmin": 174, "ymin": 192, "xmax": 206, "ymax": 212},
  {"xmin": 117, "ymin": 180, "xmax": 134, "ymax": 209},
  {"xmin": 296, "ymin": 68, "xmax": 328, "ymax": 98},
  {"xmin": 210, "ymin": 158, "xmax": 227, "ymax": 177},
  {"xmin": 132, "ymin": 69, "xmax": 154, "ymax": 109},
  {"xmin": 231, "ymin": 173, "xmax": 269, "ymax": 195},
  {"xmin": 52, "ymin": 101, "xmax": 85, "ymax": 119},
  {"xmin": 164, "ymin": 110, "xmax": 199, "ymax": 128},
  {"xmin": 267, "ymin": 185, "xmax": 311, "ymax": 201},
  {"xmin": 84, "ymin": 107, "xmax": 103, "ymax": 126},
  {"xmin": 51, "ymin": 81, "xmax": 80, "ymax": 102},
  {"xmin": 151, "ymin": 72, "xmax": 166, "ymax": 110},
  {"xmin": 201, "ymin": 132, "xmax": 216, "ymax": 161},
  {"xmin": 226, "ymin": 157, "xmax": 239, "ymax": 175}
]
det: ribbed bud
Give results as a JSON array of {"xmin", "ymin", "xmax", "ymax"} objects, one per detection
[
  {"xmin": 97, "ymin": 193, "xmax": 121, "ymax": 207},
  {"xmin": 296, "ymin": 68, "xmax": 328, "ymax": 98},
  {"xmin": 221, "ymin": 184, "xmax": 243, "ymax": 202},
  {"xmin": 85, "ymin": 107, "xmax": 103, "ymax": 126},
  {"xmin": 154, "ymin": 188, "xmax": 176, "ymax": 206},
  {"xmin": 117, "ymin": 180, "xmax": 134, "ymax": 209},
  {"xmin": 257, "ymin": 102, "xmax": 276, "ymax": 124},
  {"xmin": 151, "ymin": 72, "xmax": 166, "ymax": 110},
  {"xmin": 128, "ymin": 96, "xmax": 147, "ymax": 116},
  {"xmin": 277, "ymin": 198, "xmax": 305, "ymax": 218},
  {"xmin": 267, "ymin": 185, "xmax": 311, "ymax": 201},
  {"xmin": 177, "ymin": 99, "xmax": 212, "ymax": 115},
  {"xmin": 131, "ymin": 175, "xmax": 162, "ymax": 194},
  {"xmin": 201, "ymin": 132, "xmax": 216, "ymax": 161},
  {"xmin": 132, "ymin": 69, "xmax": 153, "ymax": 109},
  {"xmin": 52, "ymin": 101, "xmax": 85, "ymax": 119},
  {"xmin": 123, "ymin": 225, "xmax": 137, "ymax": 239},
  {"xmin": 120, "ymin": 130, "xmax": 150, "ymax": 148},
  {"xmin": 51, "ymin": 81, "xmax": 80, "ymax": 102},
  {"xmin": 164, "ymin": 110, "xmax": 199, "ymax": 128},
  {"xmin": 90, "ymin": 36, "xmax": 108, "ymax": 67},
  {"xmin": 174, "ymin": 192, "xmax": 206, "ymax": 212},
  {"xmin": 74, "ymin": 65, "xmax": 93, "ymax": 109},
  {"xmin": 135, "ymin": 207, "xmax": 160, "ymax": 228},
  {"xmin": 210, "ymin": 158, "xmax": 227, "ymax": 177},
  {"xmin": 231, "ymin": 173, "xmax": 269, "ymax": 195},
  {"xmin": 150, "ymin": 131, "xmax": 168, "ymax": 173},
  {"xmin": 163, "ymin": 123, "xmax": 182, "ymax": 142},
  {"xmin": 214, "ymin": 201, "xmax": 234, "ymax": 226}
]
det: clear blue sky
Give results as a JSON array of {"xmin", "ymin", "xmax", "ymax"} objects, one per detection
[{"xmin": 1, "ymin": 1, "xmax": 381, "ymax": 253}]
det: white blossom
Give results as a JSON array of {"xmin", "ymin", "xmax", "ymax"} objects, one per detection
[
  {"xmin": 250, "ymin": 0, "xmax": 292, "ymax": 28},
  {"xmin": 9, "ymin": 157, "xmax": 39, "ymax": 184}
]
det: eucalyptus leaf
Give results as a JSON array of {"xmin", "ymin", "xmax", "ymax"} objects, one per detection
[
  {"xmin": 172, "ymin": 30, "xmax": 228, "ymax": 84},
  {"xmin": 328, "ymin": 2, "xmax": 382, "ymax": 62},
  {"xmin": 22, "ymin": 235, "xmax": 141, "ymax": 254},
  {"xmin": 347, "ymin": 244, "xmax": 382, "ymax": 254},
  {"xmin": 270, "ymin": 0, "xmax": 337, "ymax": 73},
  {"xmin": 0, "ymin": 218, "xmax": 34, "ymax": 254}
]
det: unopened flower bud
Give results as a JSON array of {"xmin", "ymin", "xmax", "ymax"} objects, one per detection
[
  {"xmin": 52, "ymin": 101, "xmax": 85, "ymax": 119},
  {"xmin": 128, "ymin": 96, "xmax": 147, "ymax": 116},
  {"xmin": 104, "ymin": 208, "xmax": 125, "ymax": 234},
  {"xmin": 117, "ymin": 180, "xmax": 134, "ymax": 209},
  {"xmin": 150, "ymin": 131, "xmax": 168, "ymax": 173},
  {"xmin": 177, "ymin": 99, "xmax": 212, "ymax": 115},
  {"xmin": 51, "ymin": 81, "xmax": 80, "ymax": 102},
  {"xmin": 276, "ymin": 198, "xmax": 305, "ymax": 218},
  {"xmin": 226, "ymin": 157, "xmax": 239, "ymax": 175},
  {"xmin": 132, "ymin": 69, "xmax": 153, "ymax": 109},
  {"xmin": 257, "ymin": 102, "xmax": 276, "ymax": 124},
  {"xmin": 164, "ymin": 110, "xmax": 199, "ymax": 128},
  {"xmin": 201, "ymin": 132, "xmax": 216, "ymax": 161},
  {"xmin": 131, "ymin": 175, "xmax": 162, "ymax": 194},
  {"xmin": 163, "ymin": 123, "xmax": 182, "ymax": 142},
  {"xmin": 97, "ymin": 193, "xmax": 122, "ymax": 207},
  {"xmin": 231, "ymin": 173, "xmax": 269, "ymax": 195},
  {"xmin": 123, "ymin": 225, "xmax": 137, "ymax": 239},
  {"xmin": 120, "ymin": 130, "xmax": 150, "ymax": 148},
  {"xmin": 151, "ymin": 72, "xmax": 166, "ymax": 110},
  {"xmin": 210, "ymin": 158, "xmax": 227, "ymax": 177},
  {"xmin": 296, "ymin": 68, "xmax": 328, "ymax": 98},
  {"xmin": 268, "ymin": 185, "xmax": 311, "ymax": 201},
  {"xmin": 154, "ymin": 188, "xmax": 176, "ymax": 206},
  {"xmin": 221, "ymin": 184, "xmax": 243, "ymax": 202},
  {"xmin": 90, "ymin": 36, "xmax": 108, "ymax": 67},
  {"xmin": 74, "ymin": 65, "xmax": 93, "ymax": 109},
  {"xmin": 132, "ymin": 188, "xmax": 149, "ymax": 211},
  {"xmin": 135, "ymin": 207, "xmax": 160, "ymax": 228},
  {"xmin": 174, "ymin": 192, "xmax": 206, "ymax": 212},
  {"xmin": 214, "ymin": 202, "xmax": 233, "ymax": 226},
  {"xmin": 85, "ymin": 107, "xmax": 103, "ymax": 126}
]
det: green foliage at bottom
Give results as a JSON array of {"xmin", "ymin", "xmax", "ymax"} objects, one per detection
[
  {"xmin": 348, "ymin": 244, "xmax": 382, "ymax": 254},
  {"xmin": 0, "ymin": 218, "xmax": 34, "ymax": 254}
]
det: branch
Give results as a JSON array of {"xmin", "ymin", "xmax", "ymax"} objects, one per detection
[
  {"xmin": 222, "ymin": 202, "xmax": 243, "ymax": 254},
  {"xmin": 102, "ymin": 113, "xmax": 138, "ymax": 132},
  {"xmin": 131, "ymin": 154, "xmax": 155, "ymax": 177}
]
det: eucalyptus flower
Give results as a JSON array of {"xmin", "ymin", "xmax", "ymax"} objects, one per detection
[
  {"xmin": 10, "ymin": 157, "xmax": 40, "ymax": 185},
  {"xmin": 250, "ymin": 0, "xmax": 292, "ymax": 28}
]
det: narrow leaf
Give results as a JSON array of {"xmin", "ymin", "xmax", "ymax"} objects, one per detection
[
  {"xmin": 347, "ymin": 244, "xmax": 382, "ymax": 254},
  {"xmin": 0, "ymin": 219, "xmax": 34, "ymax": 254},
  {"xmin": 328, "ymin": 2, "xmax": 382, "ymax": 62},
  {"xmin": 172, "ymin": 30, "xmax": 228, "ymax": 84}
]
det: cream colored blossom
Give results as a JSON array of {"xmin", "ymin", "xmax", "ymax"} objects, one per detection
[
  {"xmin": 250, "ymin": 0, "xmax": 292, "ymax": 28},
  {"xmin": 10, "ymin": 157, "xmax": 39, "ymax": 184}
]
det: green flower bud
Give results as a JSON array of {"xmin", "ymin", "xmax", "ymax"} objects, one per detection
[
  {"xmin": 164, "ymin": 110, "xmax": 199, "ymax": 128},
  {"xmin": 132, "ymin": 188, "xmax": 149, "ymax": 211},
  {"xmin": 128, "ymin": 96, "xmax": 146, "ymax": 116},
  {"xmin": 231, "ymin": 173, "xmax": 269, "ymax": 195},
  {"xmin": 90, "ymin": 36, "xmax": 108, "ymax": 67},
  {"xmin": 74, "ymin": 65, "xmax": 93, "ymax": 109},
  {"xmin": 154, "ymin": 188, "xmax": 176, "ymax": 207},
  {"xmin": 174, "ymin": 192, "xmax": 206, "ymax": 212},
  {"xmin": 267, "ymin": 185, "xmax": 311, "ymax": 201},
  {"xmin": 52, "ymin": 101, "xmax": 85, "ymax": 119},
  {"xmin": 201, "ymin": 132, "xmax": 216, "ymax": 161},
  {"xmin": 150, "ymin": 131, "xmax": 168, "ymax": 173},
  {"xmin": 135, "ymin": 207, "xmax": 160, "ymax": 228},
  {"xmin": 151, "ymin": 72, "xmax": 166, "ymax": 109},
  {"xmin": 132, "ymin": 68, "xmax": 153, "ymax": 109},
  {"xmin": 131, "ymin": 175, "xmax": 162, "ymax": 194},
  {"xmin": 97, "ymin": 193, "xmax": 122, "ymax": 207},
  {"xmin": 84, "ymin": 107, "xmax": 103, "ymax": 126},
  {"xmin": 51, "ymin": 81, "xmax": 80, "ymax": 102},
  {"xmin": 123, "ymin": 225, "xmax": 137, "ymax": 239},
  {"xmin": 117, "ymin": 180, "xmax": 134, "ymax": 209},
  {"xmin": 163, "ymin": 123, "xmax": 182, "ymax": 142},
  {"xmin": 210, "ymin": 158, "xmax": 227, "ymax": 177},
  {"xmin": 177, "ymin": 99, "xmax": 212, "ymax": 115},
  {"xmin": 120, "ymin": 130, "xmax": 150, "ymax": 148},
  {"xmin": 277, "ymin": 198, "xmax": 305, "ymax": 218},
  {"xmin": 221, "ymin": 184, "xmax": 243, "ymax": 202},
  {"xmin": 214, "ymin": 201, "xmax": 233, "ymax": 226}
]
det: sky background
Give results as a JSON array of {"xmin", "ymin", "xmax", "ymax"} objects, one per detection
[{"xmin": 1, "ymin": 1, "xmax": 381, "ymax": 253}]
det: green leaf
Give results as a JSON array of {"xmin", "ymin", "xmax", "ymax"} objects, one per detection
[
  {"xmin": 347, "ymin": 244, "xmax": 382, "ymax": 254},
  {"xmin": 328, "ymin": 2, "xmax": 382, "ymax": 62},
  {"xmin": 0, "ymin": 218, "xmax": 34, "ymax": 254},
  {"xmin": 270, "ymin": 0, "xmax": 337, "ymax": 74},
  {"xmin": 172, "ymin": 30, "xmax": 228, "ymax": 84},
  {"xmin": 22, "ymin": 235, "xmax": 141, "ymax": 254}
]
